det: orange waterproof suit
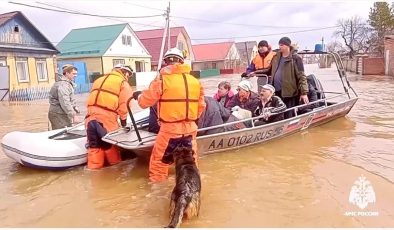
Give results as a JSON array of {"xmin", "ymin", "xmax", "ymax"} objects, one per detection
[
  {"xmin": 137, "ymin": 63, "xmax": 206, "ymax": 182},
  {"xmin": 85, "ymin": 69, "xmax": 133, "ymax": 169}
]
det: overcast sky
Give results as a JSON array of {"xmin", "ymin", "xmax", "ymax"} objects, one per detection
[{"xmin": 1, "ymin": 0, "xmax": 375, "ymax": 50}]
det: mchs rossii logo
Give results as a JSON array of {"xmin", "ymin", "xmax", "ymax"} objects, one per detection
[{"xmin": 344, "ymin": 175, "xmax": 379, "ymax": 217}]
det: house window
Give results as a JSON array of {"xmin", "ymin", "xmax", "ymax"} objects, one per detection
[
  {"xmin": 177, "ymin": 41, "xmax": 184, "ymax": 51},
  {"xmin": 122, "ymin": 35, "xmax": 132, "ymax": 46},
  {"xmin": 16, "ymin": 58, "xmax": 29, "ymax": 83},
  {"xmin": 0, "ymin": 57, "xmax": 6, "ymax": 67},
  {"xmin": 113, "ymin": 59, "xmax": 125, "ymax": 67},
  {"xmin": 36, "ymin": 59, "xmax": 48, "ymax": 81},
  {"xmin": 212, "ymin": 62, "xmax": 217, "ymax": 69}
]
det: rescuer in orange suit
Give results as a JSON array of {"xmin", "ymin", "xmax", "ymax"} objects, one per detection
[
  {"xmin": 85, "ymin": 64, "xmax": 134, "ymax": 169},
  {"xmin": 132, "ymin": 48, "xmax": 206, "ymax": 182}
]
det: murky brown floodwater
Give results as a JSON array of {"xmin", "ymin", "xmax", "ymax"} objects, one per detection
[{"xmin": 1, "ymin": 64, "xmax": 394, "ymax": 227}]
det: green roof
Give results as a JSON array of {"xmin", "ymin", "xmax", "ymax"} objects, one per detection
[{"xmin": 57, "ymin": 23, "xmax": 127, "ymax": 58}]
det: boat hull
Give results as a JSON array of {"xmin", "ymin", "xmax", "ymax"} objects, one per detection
[{"xmin": 104, "ymin": 98, "xmax": 358, "ymax": 156}]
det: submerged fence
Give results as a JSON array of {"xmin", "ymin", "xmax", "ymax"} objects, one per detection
[{"xmin": 7, "ymin": 83, "xmax": 92, "ymax": 102}]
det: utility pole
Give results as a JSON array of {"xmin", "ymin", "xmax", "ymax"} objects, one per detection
[
  {"xmin": 321, "ymin": 37, "xmax": 324, "ymax": 51},
  {"xmin": 167, "ymin": 2, "xmax": 171, "ymax": 50},
  {"xmin": 244, "ymin": 41, "xmax": 250, "ymax": 65},
  {"xmin": 157, "ymin": 2, "xmax": 170, "ymax": 70}
]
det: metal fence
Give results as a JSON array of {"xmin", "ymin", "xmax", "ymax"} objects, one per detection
[{"xmin": 8, "ymin": 83, "xmax": 92, "ymax": 101}]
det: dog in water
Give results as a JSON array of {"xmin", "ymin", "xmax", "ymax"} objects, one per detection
[{"xmin": 167, "ymin": 146, "xmax": 201, "ymax": 228}]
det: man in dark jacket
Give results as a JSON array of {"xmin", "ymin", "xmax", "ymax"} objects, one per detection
[
  {"xmin": 269, "ymin": 37, "xmax": 309, "ymax": 119},
  {"xmin": 254, "ymin": 84, "xmax": 287, "ymax": 126}
]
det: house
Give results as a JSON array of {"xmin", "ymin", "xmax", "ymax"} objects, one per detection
[
  {"xmin": 0, "ymin": 11, "xmax": 58, "ymax": 100},
  {"xmin": 135, "ymin": 26, "xmax": 194, "ymax": 70},
  {"xmin": 56, "ymin": 23, "xmax": 151, "ymax": 83},
  {"xmin": 235, "ymin": 41, "xmax": 257, "ymax": 68},
  {"xmin": 192, "ymin": 41, "xmax": 241, "ymax": 71}
]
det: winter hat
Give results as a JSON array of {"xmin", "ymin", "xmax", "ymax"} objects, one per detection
[
  {"xmin": 260, "ymin": 84, "xmax": 275, "ymax": 93},
  {"xmin": 279, "ymin": 37, "xmax": 291, "ymax": 47},
  {"xmin": 258, "ymin": 40, "xmax": 269, "ymax": 48},
  {"xmin": 238, "ymin": 80, "xmax": 252, "ymax": 91}
]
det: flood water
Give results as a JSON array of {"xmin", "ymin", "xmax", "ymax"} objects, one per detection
[{"xmin": 1, "ymin": 64, "xmax": 394, "ymax": 227}]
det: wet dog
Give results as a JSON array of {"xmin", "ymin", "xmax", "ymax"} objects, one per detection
[{"xmin": 167, "ymin": 146, "xmax": 201, "ymax": 228}]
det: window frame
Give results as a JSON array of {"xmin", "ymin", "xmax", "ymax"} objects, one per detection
[
  {"xmin": 112, "ymin": 59, "xmax": 125, "ymax": 67},
  {"xmin": 36, "ymin": 58, "xmax": 48, "ymax": 82},
  {"xmin": 16, "ymin": 58, "xmax": 29, "ymax": 83}
]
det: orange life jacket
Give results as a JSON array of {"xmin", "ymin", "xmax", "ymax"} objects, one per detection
[
  {"xmin": 158, "ymin": 64, "xmax": 201, "ymax": 123},
  {"xmin": 252, "ymin": 51, "xmax": 276, "ymax": 69},
  {"xmin": 86, "ymin": 70, "xmax": 126, "ymax": 114}
]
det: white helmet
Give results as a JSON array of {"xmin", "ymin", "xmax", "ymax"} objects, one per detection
[
  {"xmin": 163, "ymin": 48, "xmax": 184, "ymax": 62},
  {"xmin": 114, "ymin": 64, "xmax": 133, "ymax": 75}
]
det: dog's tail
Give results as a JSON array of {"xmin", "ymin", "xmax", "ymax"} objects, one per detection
[{"xmin": 167, "ymin": 195, "xmax": 188, "ymax": 228}]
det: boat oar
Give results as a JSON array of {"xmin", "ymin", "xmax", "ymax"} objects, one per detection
[
  {"xmin": 127, "ymin": 96, "xmax": 142, "ymax": 143},
  {"xmin": 48, "ymin": 122, "xmax": 85, "ymax": 139}
]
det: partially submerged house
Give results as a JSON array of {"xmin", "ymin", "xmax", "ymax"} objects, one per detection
[
  {"xmin": 0, "ymin": 11, "xmax": 58, "ymax": 100},
  {"xmin": 56, "ymin": 23, "xmax": 151, "ymax": 86},
  {"xmin": 192, "ymin": 41, "xmax": 241, "ymax": 71},
  {"xmin": 135, "ymin": 26, "xmax": 194, "ymax": 70}
]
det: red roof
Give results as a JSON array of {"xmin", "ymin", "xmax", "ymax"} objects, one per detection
[
  {"xmin": 0, "ymin": 11, "xmax": 19, "ymax": 27},
  {"xmin": 192, "ymin": 42, "xmax": 234, "ymax": 62},
  {"xmin": 135, "ymin": 27, "xmax": 186, "ymax": 65}
]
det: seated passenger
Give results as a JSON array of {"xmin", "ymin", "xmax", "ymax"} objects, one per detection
[
  {"xmin": 213, "ymin": 81, "xmax": 235, "ymax": 108},
  {"xmin": 254, "ymin": 84, "xmax": 287, "ymax": 126},
  {"xmin": 298, "ymin": 75, "xmax": 319, "ymax": 114},
  {"xmin": 197, "ymin": 96, "xmax": 244, "ymax": 136},
  {"xmin": 227, "ymin": 80, "xmax": 260, "ymax": 119}
]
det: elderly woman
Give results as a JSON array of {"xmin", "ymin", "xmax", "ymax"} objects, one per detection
[
  {"xmin": 213, "ymin": 81, "xmax": 234, "ymax": 108},
  {"xmin": 227, "ymin": 80, "xmax": 260, "ymax": 114},
  {"xmin": 254, "ymin": 84, "xmax": 287, "ymax": 126}
]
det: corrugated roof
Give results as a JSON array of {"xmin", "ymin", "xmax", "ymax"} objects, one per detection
[
  {"xmin": 57, "ymin": 23, "xmax": 127, "ymax": 58},
  {"xmin": 135, "ymin": 27, "xmax": 186, "ymax": 65},
  {"xmin": 192, "ymin": 42, "xmax": 234, "ymax": 62}
]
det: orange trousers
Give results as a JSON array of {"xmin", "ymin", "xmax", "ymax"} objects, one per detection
[
  {"xmin": 85, "ymin": 117, "xmax": 121, "ymax": 169},
  {"xmin": 149, "ymin": 130, "xmax": 198, "ymax": 182},
  {"xmin": 87, "ymin": 146, "xmax": 121, "ymax": 169}
]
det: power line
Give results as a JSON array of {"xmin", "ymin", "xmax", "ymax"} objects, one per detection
[
  {"xmin": 35, "ymin": 1, "xmax": 164, "ymax": 28},
  {"xmin": 36, "ymin": 1, "xmax": 128, "ymax": 23},
  {"xmin": 9, "ymin": 1, "xmax": 164, "ymax": 19},
  {"xmin": 122, "ymin": 1, "xmax": 165, "ymax": 12},
  {"xmin": 190, "ymin": 26, "xmax": 339, "ymax": 41},
  {"xmin": 170, "ymin": 15, "xmax": 332, "ymax": 29}
]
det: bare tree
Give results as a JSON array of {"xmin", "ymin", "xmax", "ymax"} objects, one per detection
[
  {"xmin": 334, "ymin": 16, "xmax": 373, "ymax": 58},
  {"xmin": 326, "ymin": 40, "xmax": 346, "ymax": 54}
]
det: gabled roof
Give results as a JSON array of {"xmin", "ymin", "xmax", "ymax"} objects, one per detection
[
  {"xmin": 235, "ymin": 41, "xmax": 257, "ymax": 63},
  {"xmin": 0, "ymin": 11, "xmax": 58, "ymax": 52},
  {"xmin": 0, "ymin": 11, "xmax": 18, "ymax": 26},
  {"xmin": 192, "ymin": 42, "xmax": 234, "ymax": 62},
  {"xmin": 57, "ymin": 23, "xmax": 128, "ymax": 58},
  {"xmin": 135, "ymin": 27, "xmax": 187, "ymax": 65}
]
